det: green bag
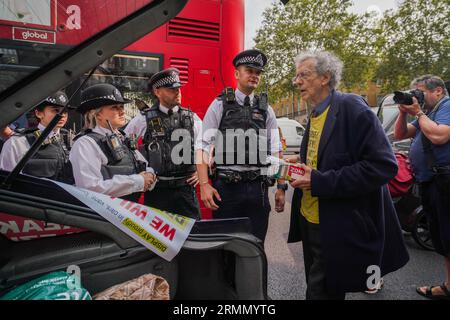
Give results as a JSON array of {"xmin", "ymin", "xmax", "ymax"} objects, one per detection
[{"xmin": 0, "ymin": 271, "xmax": 91, "ymax": 300}]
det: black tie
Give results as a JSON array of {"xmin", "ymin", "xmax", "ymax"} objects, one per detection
[
  {"xmin": 244, "ymin": 96, "xmax": 250, "ymax": 106},
  {"xmin": 168, "ymin": 109, "xmax": 174, "ymax": 116}
]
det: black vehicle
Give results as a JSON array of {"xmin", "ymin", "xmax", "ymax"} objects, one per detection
[
  {"xmin": 375, "ymin": 94, "xmax": 434, "ymax": 251},
  {"xmin": 0, "ymin": 0, "xmax": 268, "ymax": 299}
]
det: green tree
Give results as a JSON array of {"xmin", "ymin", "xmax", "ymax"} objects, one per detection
[
  {"xmin": 375, "ymin": 0, "xmax": 450, "ymax": 92},
  {"xmin": 254, "ymin": 0, "xmax": 379, "ymax": 103}
]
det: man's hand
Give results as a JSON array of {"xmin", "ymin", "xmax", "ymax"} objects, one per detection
[
  {"xmin": 200, "ymin": 183, "xmax": 221, "ymax": 210},
  {"xmin": 0, "ymin": 126, "xmax": 13, "ymax": 139},
  {"xmin": 289, "ymin": 164, "xmax": 312, "ymax": 190},
  {"xmin": 284, "ymin": 154, "xmax": 300, "ymax": 163},
  {"xmin": 398, "ymin": 104, "xmax": 409, "ymax": 114},
  {"xmin": 399, "ymin": 97, "xmax": 421, "ymax": 117},
  {"xmin": 140, "ymin": 172, "xmax": 156, "ymax": 192},
  {"xmin": 275, "ymin": 189, "xmax": 285, "ymax": 212},
  {"xmin": 186, "ymin": 172, "xmax": 199, "ymax": 187}
]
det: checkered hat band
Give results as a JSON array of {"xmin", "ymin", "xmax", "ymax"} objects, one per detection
[
  {"xmin": 153, "ymin": 74, "xmax": 180, "ymax": 89},
  {"xmin": 236, "ymin": 55, "xmax": 264, "ymax": 67},
  {"xmin": 81, "ymin": 94, "xmax": 118, "ymax": 104}
]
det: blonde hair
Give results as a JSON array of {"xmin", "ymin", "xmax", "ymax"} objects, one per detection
[{"xmin": 83, "ymin": 108, "xmax": 102, "ymax": 130}]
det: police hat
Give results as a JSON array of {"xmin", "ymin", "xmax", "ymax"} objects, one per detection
[
  {"xmin": 35, "ymin": 91, "xmax": 70, "ymax": 110},
  {"xmin": 149, "ymin": 68, "xmax": 182, "ymax": 90},
  {"xmin": 76, "ymin": 83, "xmax": 132, "ymax": 114},
  {"xmin": 232, "ymin": 49, "xmax": 268, "ymax": 71}
]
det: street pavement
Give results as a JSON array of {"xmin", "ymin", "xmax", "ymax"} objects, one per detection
[{"xmin": 265, "ymin": 186, "xmax": 445, "ymax": 300}]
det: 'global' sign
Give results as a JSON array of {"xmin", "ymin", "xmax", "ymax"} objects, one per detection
[{"xmin": 13, "ymin": 27, "xmax": 56, "ymax": 44}]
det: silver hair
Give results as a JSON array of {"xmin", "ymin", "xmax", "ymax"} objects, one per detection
[
  {"xmin": 410, "ymin": 74, "xmax": 448, "ymax": 96},
  {"xmin": 294, "ymin": 51, "xmax": 343, "ymax": 89}
]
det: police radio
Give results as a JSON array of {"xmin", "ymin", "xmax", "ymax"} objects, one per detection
[
  {"xmin": 182, "ymin": 106, "xmax": 193, "ymax": 129},
  {"xmin": 106, "ymin": 120, "xmax": 126, "ymax": 162},
  {"xmin": 259, "ymin": 92, "xmax": 268, "ymax": 111}
]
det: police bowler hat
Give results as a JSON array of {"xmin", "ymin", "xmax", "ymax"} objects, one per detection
[
  {"xmin": 76, "ymin": 83, "xmax": 132, "ymax": 114},
  {"xmin": 233, "ymin": 49, "xmax": 268, "ymax": 71},
  {"xmin": 35, "ymin": 91, "xmax": 70, "ymax": 110},
  {"xmin": 149, "ymin": 68, "xmax": 182, "ymax": 90}
]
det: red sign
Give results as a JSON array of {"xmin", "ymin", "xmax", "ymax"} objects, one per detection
[
  {"xmin": 287, "ymin": 164, "xmax": 306, "ymax": 180},
  {"xmin": 0, "ymin": 212, "xmax": 86, "ymax": 242},
  {"xmin": 13, "ymin": 27, "xmax": 55, "ymax": 44}
]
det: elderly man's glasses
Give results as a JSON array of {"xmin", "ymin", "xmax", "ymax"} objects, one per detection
[{"xmin": 292, "ymin": 71, "xmax": 316, "ymax": 83}]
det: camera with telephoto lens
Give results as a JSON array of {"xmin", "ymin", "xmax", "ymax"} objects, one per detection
[{"xmin": 393, "ymin": 89, "xmax": 425, "ymax": 106}]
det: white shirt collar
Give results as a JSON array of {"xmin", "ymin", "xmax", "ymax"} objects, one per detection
[
  {"xmin": 235, "ymin": 88, "xmax": 255, "ymax": 106},
  {"xmin": 38, "ymin": 123, "xmax": 59, "ymax": 138},
  {"xmin": 159, "ymin": 104, "xmax": 179, "ymax": 114}
]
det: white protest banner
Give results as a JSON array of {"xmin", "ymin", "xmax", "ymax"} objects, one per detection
[{"xmin": 51, "ymin": 181, "xmax": 195, "ymax": 261}]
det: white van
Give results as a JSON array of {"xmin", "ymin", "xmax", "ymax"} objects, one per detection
[{"xmin": 276, "ymin": 117, "xmax": 305, "ymax": 154}]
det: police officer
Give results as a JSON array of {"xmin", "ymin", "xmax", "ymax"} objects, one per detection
[
  {"xmin": 125, "ymin": 68, "xmax": 202, "ymax": 220},
  {"xmin": 197, "ymin": 49, "xmax": 286, "ymax": 242},
  {"xmin": 70, "ymin": 83, "xmax": 156, "ymax": 201},
  {"xmin": 0, "ymin": 91, "xmax": 75, "ymax": 184}
]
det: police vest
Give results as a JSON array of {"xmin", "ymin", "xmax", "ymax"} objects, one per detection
[
  {"xmin": 142, "ymin": 104, "xmax": 196, "ymax": 177},
  {"xmin": 216, "ymin": 89, "xmax": 270, "ymax": 167},
  {"xmin": 75, "ymin": 129, "xmax": 145, "ymax": 202},
  {"xmin": 21, "ymin": 128, "xmax": 74, "ymax": 184},
  {"xmin": 76, "ymin": 129, "xmax": 145, "ymax": 180}
]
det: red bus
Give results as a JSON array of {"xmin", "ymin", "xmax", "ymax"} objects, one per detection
[
  {"xmin": 0, "ymin": 0, "xmax": 244, "ymax": 120},
  {"xmin": 0, "ymin": 0, "xmax": 245, "ymax": 221}
]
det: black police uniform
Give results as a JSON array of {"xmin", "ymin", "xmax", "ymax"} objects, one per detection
[
  {"xmin": 74, "ymin": 129, "xmax": 145, "ymax": 202},
  {"xmin": 74, "ymin": 83, "xmax": 146, "ymax": 202},
  {"xmin": 21, "ymin": 92, "xmax": 74, "ymax": 184},
  {"xmin": 20, "ymin": 127, "xmax": 74, "ymax": 184},
  {"xmin": 140, "ymin": 68, "xmax": 201, "ymax": 219},
  {"xmin": 210, "ymin": 49, "xmax": 274, "ymax": 242}
]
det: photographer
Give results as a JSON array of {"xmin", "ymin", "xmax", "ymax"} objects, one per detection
[{"xmin": 394, "ymin": 75, "xmax": 450, "ymax": 300}]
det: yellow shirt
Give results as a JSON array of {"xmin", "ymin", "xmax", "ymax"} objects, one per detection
[{"xmin": 300, "ymin": 106, "xmax": 330, "ymax": 224}]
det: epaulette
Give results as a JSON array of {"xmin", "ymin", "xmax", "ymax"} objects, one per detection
[
  {"xmin": 144, "ymin": 102, "xmax": 161, "ymax": 118},
  {"xmin": 140, "ymin": 107, "xmax": 151, "ymax": 115},
  {"xmin": 73, "ymin": 128, "xmax": 93, "ymax": 142}
]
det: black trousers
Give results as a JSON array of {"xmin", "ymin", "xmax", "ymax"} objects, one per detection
[
  {"xmin": 299, "ymin": 213, "xmax": 345, "ymax": 300},
  {"xmin": 420, "ymin": 181, "xmax": 450, "ymax": 258},
  {"xmin": 212, "ymin": 178, "xmax": 270, "ymax": 242},
  {"xmin": 144, "ymin": 185, "xmax": 201, "ymax": 220}
]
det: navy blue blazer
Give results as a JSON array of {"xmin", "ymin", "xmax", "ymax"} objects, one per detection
[{"xmin": 288, "ymin": 91, "xmax": 409, "ymax": 293}]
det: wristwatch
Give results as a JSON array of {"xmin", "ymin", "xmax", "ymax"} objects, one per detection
[
  {"xmin": 277, "ymin": 183, "xmax": 288, "ymax": 191},
  {"xmin": 415, "ymin": 111, "xmax": 425, "ymax": 120}
]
